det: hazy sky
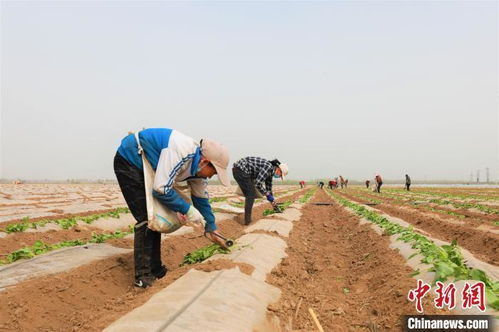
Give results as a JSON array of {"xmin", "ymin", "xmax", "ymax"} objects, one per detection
[{"xmin": 1, "ymin": 1, "xmax": 497, "ymax": 182}]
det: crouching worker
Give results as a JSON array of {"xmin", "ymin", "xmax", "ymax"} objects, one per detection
[
  {"xmin": 232, "ymin": 157, "xmax": 288, "ymax": 225},
  {"xmin": 114, "ymin": 128, "xmax": 230, "ymax": 288}
]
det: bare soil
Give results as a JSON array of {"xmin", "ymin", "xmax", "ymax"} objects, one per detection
[
  {"xmin": 337, "ymin": 191, "xmax": 499, "ymax": 265},
  {"xmin": 370, "ymin": 190, "xmax": 499, "ymax": 222},
  {"xmin": 266, "ymin": 190, "xmax": 445, "ymax": 332}
]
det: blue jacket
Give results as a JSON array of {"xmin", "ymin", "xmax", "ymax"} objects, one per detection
[{"xmin": 117, "ymin": 128, "xmax": 216, "ymax": 231}]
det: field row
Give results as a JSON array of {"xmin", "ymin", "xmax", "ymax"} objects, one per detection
[{"xmin": 0, "ymin": 185, "xmax": 497, "ymax": 331}]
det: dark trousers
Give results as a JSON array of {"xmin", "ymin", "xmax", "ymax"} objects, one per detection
[
  {"xmin": 377, "ymin": 182, "xmax": 383, "ymax": 193},
  {"xmin": 113, "ymin": 152, "xmax": 162, "ymax": 280},
  {"xmin": 406, "ymin": 183, "xmax": 411, "ymax": 191},
  {"xmin": 232, "ymin": 167, "xmax": 256, "ymax": 224}
]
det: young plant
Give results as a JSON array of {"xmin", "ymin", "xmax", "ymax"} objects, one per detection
[
  {"xmin": 0, "ymin": 229, "xmax": 133, "ymax": 265},
  {"xmin": 181, "ymin": 244, "xmax": 229, "ymax": 265},
  {"xmin": 329, "ymin": 191, "xmax": 499, "ymax": 310},
  {"xmin": 2, "ymin": 207, "xmax": 130, "ymax": 233}
]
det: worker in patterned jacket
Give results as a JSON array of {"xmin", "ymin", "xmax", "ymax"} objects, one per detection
[
  {"xmin": 232, "ymin": 157, "xmax": 289, "ymax": 225},
  {"xmin": 114, "ymin": 128, "xmax": 230, "ymax": 288}
]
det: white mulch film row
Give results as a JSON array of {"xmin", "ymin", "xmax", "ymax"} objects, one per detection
[{"xmin": 0, "ymin": 186, "xmax": 301, "ymax": 291}]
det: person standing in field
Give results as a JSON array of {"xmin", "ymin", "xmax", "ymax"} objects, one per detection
[
  {"xmin": 328, "ymin": 180, "xmax": 334, "ymax": 189},
  {"xmin": 365, "ymin": 180, "xmax": 370, "ymax": 189},
  {"xmin": 299, "ymin": 180, "xmax": 306, "ymax": 188},
  {"xmin": 405, "ymin": 174, "xmax": 411, "ymax": 191},
  {"xmin": 375, "ymin": 174, "xmax": 383, "ymax": 193},
  {"xmin": 232, "ymin": 157, "xmax": 288, "ymax": 225},
  {"xmin": 318, "ymin": 181, "xmax": 324, "ymax": 189},
  {"xmin": 114, "ymin": 128, "xmax": 231, "ymax": 288}
]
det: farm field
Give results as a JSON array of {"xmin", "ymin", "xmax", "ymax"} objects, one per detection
[{"xmin": 0, "ymin": 184, "xmax": 497, "ymax": 331}]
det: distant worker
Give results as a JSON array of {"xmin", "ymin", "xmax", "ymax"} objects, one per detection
[
  {"xmin": 318, "ymin": 181, "xmax": 324, "ymax": 189},
  {"xmin": 328, "ymin": 180, "xmax": 334, "ymax": 189},
  {"xmin": 299, "ymin": 180, "xmax": 306, "ymax": 188},
  {"xmin": 365, "ymin": 180, "xmax": 370, "ymax": 189},
  {"xmin": 332, "ymin": 179, "xmax": 338, "ymax": 188},
  {"xmin": 405, "ymin": 174, "xmax": 411, "ymax": 191},
  {"xmin": 232, "ymin": 157, "xmax": 288, "ymax": 225},
  {"xmin": 339, "ymin": 175, "xmax": 348, "ymax": 189},
  {"xmin": 114, "ymin": 128, "xmax": 231, "ymax": 288},
  {"xmin": 375, "ymin": 174, "xmax": 383, "ymax": 193}
]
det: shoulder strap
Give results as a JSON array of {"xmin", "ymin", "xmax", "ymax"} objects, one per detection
[{"xmin": 134, "ymin": 131, "xmax": 144, "ymax": 155}]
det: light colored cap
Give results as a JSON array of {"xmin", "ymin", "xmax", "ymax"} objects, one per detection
[
  {"xmin": 201, "ymin": 139, "xmax": 231, "ymax": 187},
  {"xmin": 278, "ymin": 163, "xmax": 289, "ymax": 180}
]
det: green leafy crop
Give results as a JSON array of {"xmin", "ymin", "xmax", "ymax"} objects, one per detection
[
  {"xmin": 298, "ymin": 188, "xmax": 317, "ymax": 203},
  {"xmin": 0, "ymin": 229, "xmax": 133, "ymax": 265},
  {"xmin": 208, "ymin": 197, "xmax": 228, "ymax": 203},
  {"xmin": 3, "ymin": 207, "xmax": 130, "ymax": 233},
  {"xmin": 181, "ymin": 244, "xmax": 229, "ymax": 265},
  {"xmin": 329, "ymin": 190, "xmax": 499, "ymax": 310}
]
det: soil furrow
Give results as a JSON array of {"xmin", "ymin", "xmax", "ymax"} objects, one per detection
[
  {"xmin": 266, "ymin": 189, "xmax": 444, "ymax": 331},
  {"xmin": 336, "ymin": 191, "xmax": 499, "ymax": 266}
]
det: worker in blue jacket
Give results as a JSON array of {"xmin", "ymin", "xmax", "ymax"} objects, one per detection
[{"xmin": 114, "ymin": 128, "xmax": 230, "ymax": 288}]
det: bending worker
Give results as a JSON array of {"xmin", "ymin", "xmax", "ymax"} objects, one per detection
[
  {"xmin": 232, "ymin": 157, "xmax": 288, "ymax": 225},
  {"xmin": 375, "ymin": 174, "xmax": 383, "ymax": 193},
  {"xmin": 114, "ymin": 128, "xmax": 230, "ymax": 288}
]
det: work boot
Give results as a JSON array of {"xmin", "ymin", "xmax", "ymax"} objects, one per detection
[
  {"xmin": 244, "ymin": 197, "xmax": 255, "ymax": 225},
  {"xmin": 134, "ymin": 274, "xmax": 156, "ymax": 288},
  {"xmin": 152, "ymin": 265, "xmax": 168, "ymax": 279},
  {"xmin": 149, "ymin": 229, "xmax": 163, "ymax": 277},
  {"xmin": 134, "ymin": 222, "xmax": 154, "ymax": 287}
]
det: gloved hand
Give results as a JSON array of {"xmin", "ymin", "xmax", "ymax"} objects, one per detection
[
  {"xmin": 205, "ymin": 231, "xmax": 228, "ymax": 249},
  {"xmin": 266, "ymin": 194, "xmax": 275, "ymax": 202},
  {"xmin": 186, "ymin": 206, "xmax": 206, "ymax": 228},
  {"xmin": 272, "ymin": 202, "xmax": 282, "ymax": 213}
]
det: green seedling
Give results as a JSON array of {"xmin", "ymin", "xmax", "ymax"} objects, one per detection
[
  {"xmin": 181, "ymin": 244, "xmax": 230, "ymax": 266},
  {"xmin": 0, "ymin": 229, "xmax": 133, "ymax": 265},
  {"xmin": 230, "ymin": 202, "xmax": 244, "ymax": 208},
  {"xmin": 208, "ymin": 197, "xmax": 228, "ymax": 203},
  {"xmin": 298, "ymin": 188, "xmax": 317, "ymax": 203},
  {"xmin": 329, "ymin": 191, "xmax": 499, "ymax": 310},
  {"xmin": 4, "ymin": 207, "xmax": 130, "ymax": 233}
]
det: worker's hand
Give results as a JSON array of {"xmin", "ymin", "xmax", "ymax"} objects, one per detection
[
  {"xmin": 205, "ymin": 231, "xmax": 228, "ymax": 249},
  {"xmin": 186, "ymin": 206, "xmax": 205, "ymax": 224},
  {"xmin": 266, "ymin": 194, "xmax": 275, "ymax": 202},
  {"xmin": 272, "ymin": 202, "xmax": 283, "ymax": 213},
  {"xmin": 177, "ymin": 206, "xmax": 205, "ymax": 232}
]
